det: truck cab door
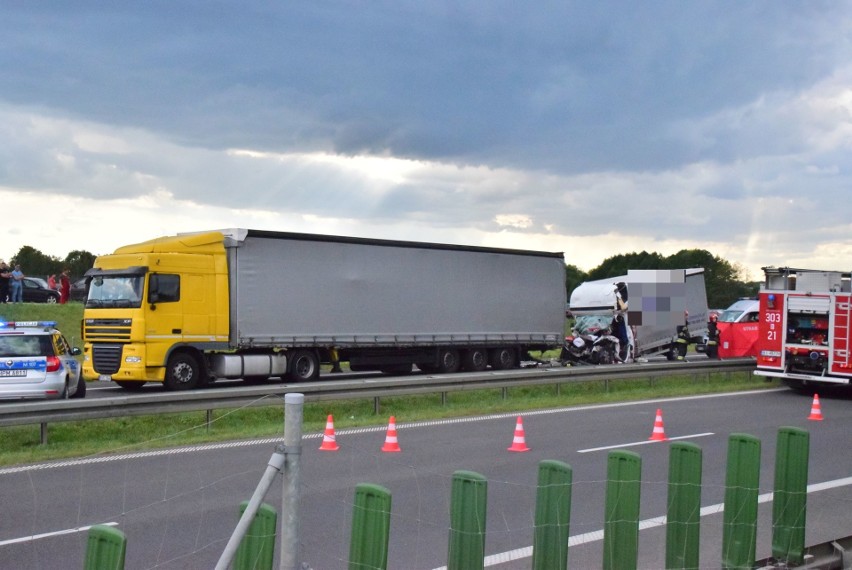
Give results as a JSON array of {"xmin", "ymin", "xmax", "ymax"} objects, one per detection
[{"xmin": 146, "ymin": 273, "xmax": 184, "ymax": 363}]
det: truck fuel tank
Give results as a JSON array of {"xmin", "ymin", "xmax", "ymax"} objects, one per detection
[{"xmin": 209, "ymin": 353, "xmax": 288, "ymax": 379}]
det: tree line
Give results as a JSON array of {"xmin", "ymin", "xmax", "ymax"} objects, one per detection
[
  {"xmin": 7, "ymin": 244, "xmax": 757, "ymax": 309},
  {"xmin": 5, "ymin": 246, "xmax": 97, "ymax": 281},
  {"xmin": 565, "ymin": 249, "xmax": 759, "ymax": 309}
]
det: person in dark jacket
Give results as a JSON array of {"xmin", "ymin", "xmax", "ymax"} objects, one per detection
[{"xmin": 0, "ymin": 260, "xmax": 9, "ymax": 303}]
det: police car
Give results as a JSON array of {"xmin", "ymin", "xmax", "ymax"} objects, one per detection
[{"xmin": 0, "ymin": 320, "xmax": 85, "ymax": 400}]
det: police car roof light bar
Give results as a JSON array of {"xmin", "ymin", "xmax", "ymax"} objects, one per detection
[{"xmin": 0, "ymin": 320, "xmax": 58, "ymax": 329}]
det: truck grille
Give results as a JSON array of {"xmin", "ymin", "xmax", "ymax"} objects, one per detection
[
  {"xmin": 85, "ymin": 318, "xmax": 132, "ymax": 341},
  {"xmin": 92, "ymin": 344, "xmax": 124, "ymax": 375}
]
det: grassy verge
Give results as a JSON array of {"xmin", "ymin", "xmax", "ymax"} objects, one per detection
[
  {"xmin": 0, "ymin": 371, "xmax": 779, "ymax": 467},
  {"xmin": 1, "ymin": 302, "xmax": 85, "ymax": 347}
]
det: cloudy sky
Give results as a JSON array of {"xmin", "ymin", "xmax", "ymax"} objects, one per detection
[{"xmin": 2, "ymin": 2, "xmax": 851, "ymax": 279}]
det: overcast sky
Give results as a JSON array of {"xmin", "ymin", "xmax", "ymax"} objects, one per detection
[{"xmin": 2, "ymin": 2, "xmax": 851, "ymax": 280}]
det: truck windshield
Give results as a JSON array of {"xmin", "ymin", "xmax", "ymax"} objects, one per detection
[
  {"xmin": 86, "ymin": 276, "xmax": 144, "ymax": 308},
  {"xmin": 573, "ymin": 315, "xmax": 614, "ymax": 335}
]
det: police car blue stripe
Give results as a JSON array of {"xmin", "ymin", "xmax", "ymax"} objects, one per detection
[{"xmin": 0, "ymin": 359, "xmax": 48, "ymax": 371}]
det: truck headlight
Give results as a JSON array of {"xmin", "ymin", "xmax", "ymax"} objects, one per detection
[{"xmin": 125, "ymin": 356, "xmax": 142, "ymax": 363}]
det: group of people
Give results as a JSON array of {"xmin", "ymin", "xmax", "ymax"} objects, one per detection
[{"xmin": 0, "ymin": 260, "xmax": 72, "ymax": 304}]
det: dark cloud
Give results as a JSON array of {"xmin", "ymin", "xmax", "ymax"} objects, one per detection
[
  {"xmin": 1, "ymin": 2, "xmax": 851, "ymax": 275},
  {"xmin": 2, "ymin": 2, "xmax": 848, "ymax": 175}
]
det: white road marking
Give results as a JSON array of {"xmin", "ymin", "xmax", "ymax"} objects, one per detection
[
  {"xmin": 577, "ymin": 432, "xmax": 715, "ymax": 453},
  {"xmin": 0, "ymin": 522, "xmax": 119, "ymax": 546}
]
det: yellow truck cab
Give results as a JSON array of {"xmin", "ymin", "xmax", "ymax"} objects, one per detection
[{"xmin": 82, "ymin": 231, "xmax": 229, "ymax": 390}]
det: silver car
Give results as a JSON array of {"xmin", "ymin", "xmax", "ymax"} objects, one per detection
[{"xmin": 0, "ymin": 320, "xmax": 85, "ymax": 399}]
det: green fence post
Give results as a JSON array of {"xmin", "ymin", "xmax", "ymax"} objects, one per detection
[
  {"xmin": 772, "ymin": 427, "xmax": 809, "ymax": 565},
  {"xmin": 447, "ymin": 470, "xmax": 488, "ymax": 570},
  {"xmin": 603, "ymin": 450, "xmax": 642, "ymax": 570},
  {"xmin": 665, "ymin": 442, "xmax": 702, "ymax": 570},
  {"xmin": 532, "ymin": 460, "xmax": 573, "ymax": 570},
  {"xmin": 234, "ymin": 501, "xmax": 278, "ymax": 570},
  {"xmin": 722, "ymin": 433, "xmax": 761, "ymax": 570},
  {"xmin": 84, "ymin": 524, "xmax": 126, "ymax": 570},
  {"xmin": 348, "ymin": 483, "xmax": 392, "ymax": 570}
]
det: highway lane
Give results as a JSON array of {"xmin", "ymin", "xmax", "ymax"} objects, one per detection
[{"xmin": 0, "ymin": 388, "xmax": 849, "ymax": 569}]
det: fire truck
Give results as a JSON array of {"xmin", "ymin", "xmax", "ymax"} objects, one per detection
[{"xmin": 755, "ymin": 267, "xmax": 852, "ymax": 389}]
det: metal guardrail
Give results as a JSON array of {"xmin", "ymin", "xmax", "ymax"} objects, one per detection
[
  {"xmin": 0, "ymin": 358, "xmax": 756, "ymax": 431},
  {"xmin": 756, "ymin": 534, "xmax": 852, "ymax": 569}
]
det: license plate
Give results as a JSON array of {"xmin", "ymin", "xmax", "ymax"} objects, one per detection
[
  {"xmin": 0, "ymin": 370, "xmax": 26, "ymax": 377},
  {"xmin": 98, "ymin": 375, "xmax": 113, "ymax": 382}
]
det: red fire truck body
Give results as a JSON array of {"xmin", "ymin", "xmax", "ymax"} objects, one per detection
[{"xmin": 755, "ymin": 267, "xmax": 852, "ymax": 388}]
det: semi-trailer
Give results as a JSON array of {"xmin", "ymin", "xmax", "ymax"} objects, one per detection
[{"xmin": 81, "ymin": 229, "xmax": 567, "ymax": 390}]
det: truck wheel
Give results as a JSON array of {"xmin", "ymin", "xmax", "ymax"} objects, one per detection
[
  {"xmin": 70, "ymin": 375, "xmax": 87, "ymax": 399},
  {"xmin": 489, "ymin": 347, "xmax": 516, "ymax": 370},
  {"xmin": 165, "ymin": 352, "xmax": 200, "ymax": 390},
  {"xmin": 462, "ymin": 348, "xmax": 488, "ymax": 372},
  {"xmin": 437, "ymin": 348, "xmax": 461, "ymax": 373},
  {"xmin": 116, "ymin": 381, "xmax": 146, "ymax": 391},
  {"xmin": 666, "ymin": 345, "xmax": 678, "ymax": 361},
  {"xmin": 288, "ymin": 349, "xmax": 319, "ymax": 381}
]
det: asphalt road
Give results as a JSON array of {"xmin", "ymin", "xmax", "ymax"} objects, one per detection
[{"xmin": 0, "ymin": 388, "xmax": 849, "ymax": 569}]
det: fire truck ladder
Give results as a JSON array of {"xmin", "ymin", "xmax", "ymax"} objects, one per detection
[{"xmin": 833, "ymin": 297, "xmax": 852, "ymax": 368}]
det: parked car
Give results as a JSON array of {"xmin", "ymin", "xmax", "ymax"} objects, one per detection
[
  {"xmin": 0, "ymin": 320, "xmax": 85, "ymax": 399},
  {"xmin": 21, "ymin": 277, "xmax": 60, "ymax": 303},
  {"xmin": 70, "ymin": 278, "xmax": 88, "ymax": 302}
]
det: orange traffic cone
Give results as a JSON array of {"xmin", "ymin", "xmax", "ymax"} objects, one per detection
[
  {"xmin": 319, "ymin": 414, "xmax": 340, "ymax": 451},
  {"xmin": 507, "ymin": 416, "xmax": 530, "ymax": 452},
  {"xmin": 648, "ymin": 408, "xmax": 669, "ymax": 441},
  {"xmin": 381, "ymin": 416, "xmax": 401, "ymax": 452},
  {"xmin": 807, "ymin": 394, "xmax": 824, "ymax": 421}
]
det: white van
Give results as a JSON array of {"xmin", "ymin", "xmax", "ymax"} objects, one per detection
[
  {"xmin": 696, "ymin": 298, "xmax": 759, "ymax": 354},
  {"xmin": 716, "ymin": 298, "xmax": 760, "ymax": 324}
]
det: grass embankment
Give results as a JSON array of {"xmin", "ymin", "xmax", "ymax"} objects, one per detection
[
  {"xmin": 1, "ymin": 302, "xmax": 85, "ymax": 348},
  {"xmin": 0, "ymin": 302, "xmax": 778, "ymax": 467}
]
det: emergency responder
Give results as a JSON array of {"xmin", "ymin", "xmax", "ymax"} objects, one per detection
[
  {"xmin": 674, "ymin": 310, "xmax": 690, "ymax": 361},
  {"xmin": 706, "ymin": 312, "xmax": 720, "ymax": 359}
]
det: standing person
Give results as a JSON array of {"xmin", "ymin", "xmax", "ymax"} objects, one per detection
[
  {"xmin": 706, "ymin": 312, "xmax": 720, "ymax": 359},
  {"xmin": 59, "ymin": 268, "xmax": 71, "ymax": 304},
  {"xmin": 10, "ymin": 264, "xmax": 24, "ymax": 303},
  {"xmin": 674, "ymin": 310, "xmax": 690, "ymax": 361},
  {"xmin": 47, "ymin": 274, "xmax": 57, "ymax": 290},
  {"xmin": 0, "ymin": 260, "xmax": 10, "ymax": 303}
]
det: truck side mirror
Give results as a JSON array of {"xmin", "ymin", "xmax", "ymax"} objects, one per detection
[{"xmin": 148, "ymin": 275, "xmax": 159, "ymax": 308}]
